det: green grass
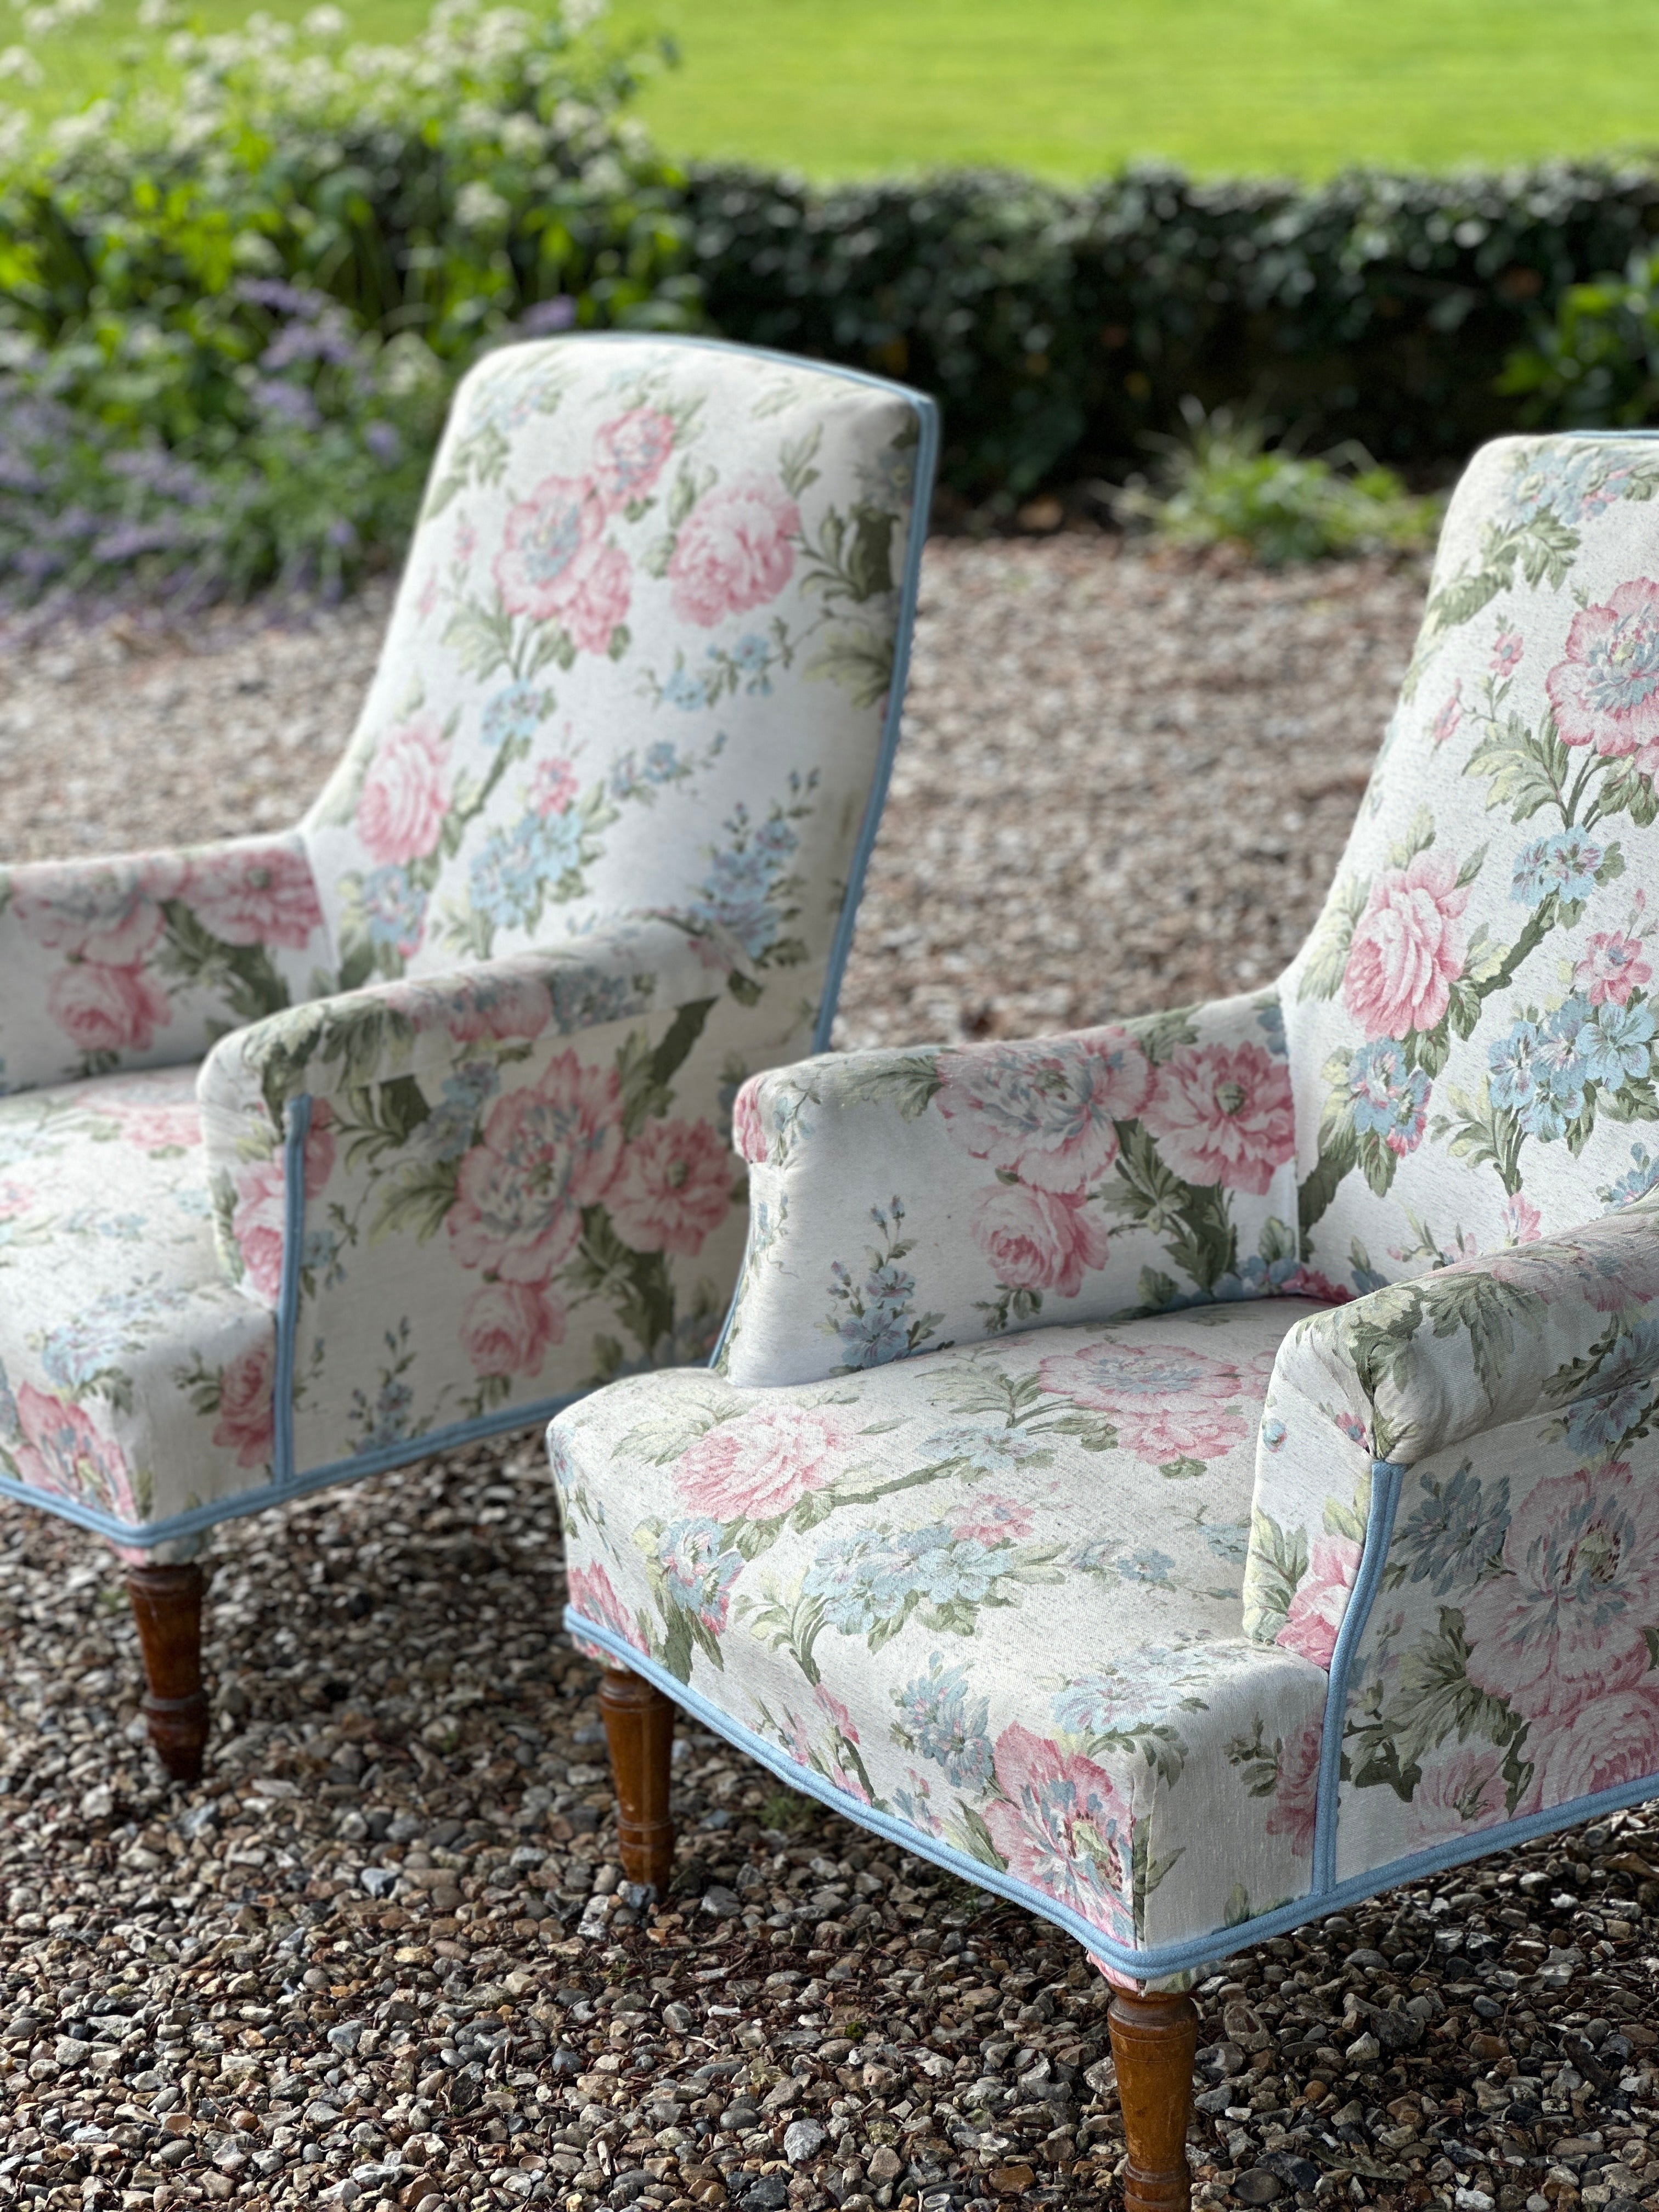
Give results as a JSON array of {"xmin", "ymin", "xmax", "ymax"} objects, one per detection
[{"xmin": 19, "ymin": 0, "xmax": 1659, "ymax": 180}]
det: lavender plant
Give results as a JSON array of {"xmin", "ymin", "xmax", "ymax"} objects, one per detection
[{"xmin": 0, "ymin": 1, "xmax": 699, "ymax": 611}]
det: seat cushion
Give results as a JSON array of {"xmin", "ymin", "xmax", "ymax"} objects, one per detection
[
  {"xmin": 550, "ymin": 1297, "xmax": 1332, "ymax": 1974},
  {"xmin": 0, "ymin": 1066, "xmax": 275, "ymax": 1542}
]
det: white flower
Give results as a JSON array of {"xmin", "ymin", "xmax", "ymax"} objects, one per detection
[
  {"xmin": 0, "ymin": 42, "xmax": 41, "ymax": 82},
  {"xmin": 499, "ymin": 111, "xmax": 543, "ymax": 158},
  {"xmin": 454, "ymin": 179, "xmax": 510, "ymax": 230},
  {"xmin": 136, "ymin": 0, "xmax": 180, "ymax": 25},
  {"xmin": 301, "ymin": 2, "xmax": 347, "ymax": 33}
]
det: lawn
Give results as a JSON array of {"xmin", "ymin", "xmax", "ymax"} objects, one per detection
[{"xmin": 18, "ymin": 0, "xmax": 1659, "ymax": 179}]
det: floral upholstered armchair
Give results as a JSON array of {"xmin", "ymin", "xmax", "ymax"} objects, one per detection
[
  {"xmin": 0, "ymin": 334, "xmax": 935, "ymax": 1780},
  {"xmin": 550, "ymin": 430, "xmax": 1659, "ymax": 2210}
]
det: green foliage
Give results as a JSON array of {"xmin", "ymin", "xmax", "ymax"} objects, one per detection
[
  {"xmin": 1111, "ymin": 403, "xmax": 1441, "ymax": 564},
  {"xmin": 0, "ymin": 0, "xmax": 698, "ymax": 604},
  {"xmin": 1501, "ymin": 249, "xmax": 1659, "ymax": 427}
]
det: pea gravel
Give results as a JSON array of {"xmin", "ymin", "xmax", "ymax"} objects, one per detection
[{"xmin": 2, "ymin": 539, "xmax": 1655, "ymax": 2212}]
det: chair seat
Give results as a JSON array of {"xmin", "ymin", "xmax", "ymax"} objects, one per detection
[
  {"xmin": 0, "ymin": 1066, "xmax": 274, "ymax": 1538},
  {"xmin": 551, "ymin": 1296, "xmax": 1332, "ymax": 1971}
]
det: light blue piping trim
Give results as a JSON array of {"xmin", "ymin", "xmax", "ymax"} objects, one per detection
[
  {"xmin": 567, "ymin": 1605, "xmax": 1659, "ymax": 1981},
  {"xmin": 811, "ymin": 389, "xmax": 940, "ymax": 1055},
  {"xmin": 18, "ymin": 1387, "xmax": 591, "ymax": 1553},
  {"xmin": 273, "ymin": 1094, "xmax": 312, "ymax": 1489},
  {"xmin": 1312, "ymin": 1457, "xmax": 1404, "ymax": 1893}
]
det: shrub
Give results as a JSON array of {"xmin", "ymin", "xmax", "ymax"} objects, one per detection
[
  {"xmin": 1109, "ymin": 403, "xmax": 1441, "ymax": 564},
  {"xmin": 1499, "ymin": 249, "xmax": 1659, "ymax": 427},
  {"xmin": 0, "ymin": 0, "xmax": 699, "ymax": 607}
]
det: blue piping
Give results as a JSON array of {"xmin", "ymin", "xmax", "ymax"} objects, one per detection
[
  {"xmin": 812, "ymin": 388, "xmax": 940, "ymax": 1055},
  {"xmin": 5, "ymin": 1385, "xmax": 592, "ymax": 1552},
  {"xmin": 1312, "ymin": 1457, "xmax": 1404, "ymax": 1893},
  {"xmin": 273, "ymin": 1094, "xmax": 311, "ymax": 1489},
  {"xmin": 567, "ymin": 1603, "xmax": 1659, "ymax": 1982}
]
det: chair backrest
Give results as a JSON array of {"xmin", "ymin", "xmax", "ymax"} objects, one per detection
[
  {"xmin": 302, "ymin": 335, "xmax": 936, "ymax": 1051},
  {"xmin": 1281, "ymin": 432, "xmax": 1659, "ymax": 1291}
]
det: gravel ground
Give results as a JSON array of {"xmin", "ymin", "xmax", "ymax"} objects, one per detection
[{"xmin": 4, "ymin": 540, "xmax": 1655, "ymax": 2212}]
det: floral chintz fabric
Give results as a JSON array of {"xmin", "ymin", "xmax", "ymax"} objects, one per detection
[
  {"xmin": 551, "ymin": 1300, "xmax": 1329, "ymax": 1963},
  {"xmin": 556, "ymin": 433, "xmax": 1659, "ymax": 1978},
  {"xmin": 0, "ymin": 337, "xmax": 934, "ymax": 1543}
]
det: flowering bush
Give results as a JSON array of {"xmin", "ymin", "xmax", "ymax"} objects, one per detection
[{"xmin": 0, "ymin": 0, "xmax": 698, "ymax": 609}]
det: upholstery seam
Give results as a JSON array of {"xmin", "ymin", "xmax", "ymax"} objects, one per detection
[
  {"xmin": 273, "ymin": 1094, "xmax": 312, "ymax": 1492},
  {"xmin": 1312, "ymin": 1455, "xmax": 1406, "ymax": 1893},
  {"xmin": 565, "ymin": 1604, "xmax": 1659, "ymax": 1980}
]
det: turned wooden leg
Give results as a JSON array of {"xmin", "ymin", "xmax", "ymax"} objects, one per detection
[
  {"xmin": 1109, "ymin": 1987, "xmax": 1200, "ymax": 2212},
  {"xmin": 125, "ymin": 1562, "xmax": 209, "ymax": 1784},
  {"xmin": 599, "ymin": 1666, "xmax": 675, "ymax": 1895}
]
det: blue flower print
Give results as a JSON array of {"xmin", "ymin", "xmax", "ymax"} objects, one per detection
[
  {"xmin": 1050, "ymin": 1645, "xmax": 1224, "ymax": 1740},
  {"xmin": 732, "ymin": 633, "xmax": 774, "ymax": 692},
  {"xmin": 656, "ymin": 1517, "xmax": 744, "ymax": 1634},
  {"xmin": 1511, "ymin": 830, "xmax": 1604, "ymax": 909},
  {"xmin": 1564, "ymin": 1322, "xmax": 1659, "ymax": 1458},
  {"xmin": 891, "ymin": 1654, "xmax": 994, "ymax": 1787},
  {"xmin": 918, "ymin": 1422, "xmax": 1042, "ymax": 1472},
  {"xmin": 469, "ymin": 809, "xmax": 583, "ymax": 929},
  {"xmin": 1069, "ymin": 1538, "xmax": 1175, "ymax": 1588},
  {"xmin": 417, "ymin": 1060, "xmax": 501, "ymax": 1164},
  {"xmin": 1346, "ymin": 1037, "xmax": 1430, "ymax": 1155},
  {"xmin": 803, "ymin": 1522, "xmax": 1014, "ymax": 1637},
  {"xmin": 1489, "ymin": 1012, "xmax": 1584, "ymax": 1138},
  {"xmin": 1504, "ymin": 441, "xmax": 1632, "ymax": 528},
  {"xmin": 479, "ymin": 682, "xmax": 551, "ymax": 749},
  {"xmin": 1578, "ymin": 998, "xmax": 1656, "ymax": 1089},
  {"xmin": 1602, "ymin": 1143, "xmax": 1659, "ymax": 1209},
  {"xmin": 360, "ymin": 864, "xmax": 428, "ymax": 955},
  {"xmin": 1203, "ymin": 1521, "xmax": 1251, "ymax": 1565},
  {"xmin": 663, "ymin": 662, "xmax": 712, "ymax": 712},
  {"xmin": 1393, "ymin": 1460, "xmax": 1511, "ymax": 1595}
]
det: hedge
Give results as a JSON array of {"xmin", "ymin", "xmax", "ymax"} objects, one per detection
[{"xmin": 681, "ymin": 161, "xmax": 1659, "ymax": 496}]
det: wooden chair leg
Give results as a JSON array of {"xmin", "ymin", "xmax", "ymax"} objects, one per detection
[
  {"xmin": 125, "ymin": 1562, "xmax": 210, "ymax": 1784},
  {"xmin": 1108, "ymin": 1986, "xmax": 1200, "ymax": 2212},
  {"xmin": 599, "ymin": 1666, "xmax": 675, "ymax": 1894}
]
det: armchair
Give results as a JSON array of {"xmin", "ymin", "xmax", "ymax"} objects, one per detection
[
  {"xmin": 550, "ymin": 430, "xmax": 1659, "ymax": 2211},
  {"xmin": 0, "ymin": 334, "xmax": 936, "ymax": 1779}
]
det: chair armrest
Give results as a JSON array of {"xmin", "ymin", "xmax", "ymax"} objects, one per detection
[
  {"xmin": 0, "ymin": 834, "xmax": 330, "ymax": 1092},
  {"xmin": 195, "ymin": 909, "xmax": 754, "ymax": 1304},
  {"xmin": 1243, "ymin": 1198, "xmax": 1659, "ymax": 1657},
  {"xmin": 720, "ymin": 988, "xmax": 1301, "ymax": 1386}
]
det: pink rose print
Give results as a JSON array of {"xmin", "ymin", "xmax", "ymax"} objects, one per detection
[
  {"xmin": 461, "ymin": 1279, "xmax": 566, "ymax": 1379},
  {"xmin": 1576, "ymin": 929, "xmax": 1653, "ymax": 1008},
  {"xmin": 981, "ymin": 1724, "xmax": 1133, "ymax": 1943},
  {"xmin": 566, "ymin": 1561, "xmax": 648, "ymax": 1656},
  {"xmin": 1274, "ymin": 1532, "xmax": 1362, "ymax": 1671},
  {"xmin": 48, "ymin": 962, "xmax": 172, "ymax": 1056},
  {"xmin": 184, "ymin": 844, "xmax": 324, "ymax": 950},
  {"xmin": 1341, "ymin": 851, "xmax": 1470, "ymax": 1040},
  {"xmin": 1430, "ymin": 693, "xmax": 1462, "ymax": 748},
  {"xmin": 675, "ymin": 1403, "xmax": 850, "ymax": 1522},
  {"xmin": 1476, "ymin": 1225, "xmax": 1659, "ymax": 1311},
  {"xmin": 1492, "ymin": 627, "xmax": 1523, "ymax": 675},
  {"xmin": 493, "ymin": 472, "xmax": 631, "ymax": 652},
  {"xmin": 449, "ymin": 1052, "xmax": 624, "ymax": 1283},
  {"xmin": 669, "ymin": 475, "xmax": 801, "ymax": 628},
  {"xmin": 531, "ymin": 757, "xmax": 580, "ymax": 817},
  {"xmin": 356, "ymin": 713, "xmax": 450, "ymax": 867},
  {"xmin": 10, "ymin": 854, "xmax": 179, "ymax": 964},
  {"xmin": 232, "ymin": 1159, "xmax": 287, "ymax": 1303},
  {"xmin": 1500, "ymin": 1192, "xmax": 1542, "ymax": 1246},
  {"xmin": 951, "ymin": 1493, "xmax": 1034, "ymax": 1544},
  {"xmin": 1546, "ymin": 578, "xmax": 1659, "ymax": 770},
  {"xmin": 610, "ymin": 1117, "xmax": 733, "ymax": 1258},
  {"xmin": 1263, "ymin": 1717, "xmax": 1323, "ymax": 1859},
  {"xmin": 12, "ymin": 1383, "xmax": 138, "ymax": 1518},
  {"xmin": 732, "ymin": 1076, "xmax": 768, "ymax": 1165},
  {"xmin": 229, "ymin": 1107, "xmax": 334, "ymax": 1305},
  {"xmin": 1406, "ymin": 1745, "xmax": 1507, "ymax": 1848},
  {"xmin": 970, "ymin": 1182, "xmax": 1109, "ymax": 1297},
  {"xmin": 111, "ymin": 1097, "xmax": 200, "ymax": 1152},
  {"xmin": 1142, "ymin": 1040, "xmax": 1294, "ymax": 1195},
  {"xmin": 442, "ymin": 970, "xmax": 554, "ymax": 1046},
  {"xmin": 211, "ymin": 1341, "xmax": 275, "ymax": 1470},
  {"xmin": 1465, "ymin": 1464, "xmax": 1659, "ymax": 1724},
  {"xmin": 1522, "ymin": 1682, "xmax": 1659, "ymax": 1813},
  {"xmin": 1037, "ymin": 1336, "xmax": 1250, "ymax": 1465},
  {"xmin": 935, "ymin": 1026, "xmax": 1154, "ymax": 1194},
  {"xmin": 591, "ymin": 407, "xmax": 676, "ymax": 510}
]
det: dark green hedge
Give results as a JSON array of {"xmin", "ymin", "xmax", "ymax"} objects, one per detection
[{"xmin": 684, "ymin": 162, "xmax": 1659, "ymax": 496}]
